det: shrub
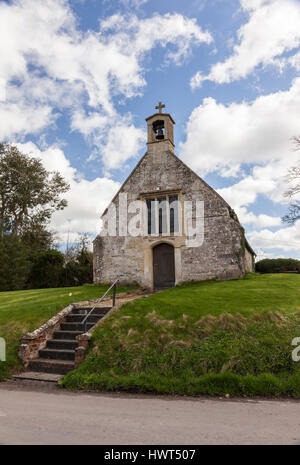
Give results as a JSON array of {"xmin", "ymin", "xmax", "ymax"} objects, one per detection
[
  {"xmin": 28, "ymin": 249, "xmax": 65, "ymax": 289},
  {"xmin": 0, "ymin": 235, "xmax": 31, "ymax": 291},
  {"xmin": 64, "ymin": 249, "xmax": 93, "ymax": 286},
  {"xmin": 255, "ymin": 258, "xmax": 300, "ymax": 274}
]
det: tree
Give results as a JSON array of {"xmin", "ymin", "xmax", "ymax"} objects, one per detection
[
  {"xmin": 0, "ymin": 235, "xmax": 31, "ymax": 291},
  {"xmin": 0, "ymin": 143, "xmax": 69, "ymax": 237},
  {"xmin": 0, "ymin": 143, "xmax": 70, "ymax": 291},
  {"xmin": 282, "ymin": 137, "xmax": 300, "ymax": 225},
  {"xmin": 28, "ymin": 249, "xmax": 65, "ymax": 289},
  {"xmin": 64, "ymin": 235, "xmax": 93, "ymax": 286},
  {"xmin": 75, "ymin": 236, "xmax": 93, "ymax": 284}
]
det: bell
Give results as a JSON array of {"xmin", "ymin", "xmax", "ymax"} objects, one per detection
[{"xmin": 156, "ymin": 128, "xmax": 164, "ymax": 140}]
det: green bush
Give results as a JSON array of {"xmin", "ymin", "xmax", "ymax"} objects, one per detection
[
  {"xmin": 0, "ymin": 232, "xmax": 94, "ymax": 291},
  {"xmin": 0, "ymin": 235, "xmax": 31, "ymax": 291},
  {"xmin": 28, "ymin": 249, "xmax": 65, "ymax": 289},
  {"xmin": 64, "ymin": 249, "xmax": 93, "ymax": 286},
  {"xmin": 256, "ymin": 258, "xmax": 300, "ymax": 274}
]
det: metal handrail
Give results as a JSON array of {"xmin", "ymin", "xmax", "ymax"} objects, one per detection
[{"xmin": 82, "ymin": 279, "xmax": 119, "ymax": 333}]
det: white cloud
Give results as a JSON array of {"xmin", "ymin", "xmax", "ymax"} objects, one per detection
[
  {"xmin": 0, "ymin": 0, "xmax": 213, "ymax": 241},
  {"xmin": 234, "ymin": 207, "xmax": 282, "ymax": 229},
  {"xmin": 101, "ymin": 13, "xmax": 212, "ymax": 66},
  {"xmin": 71, "ymin": 109, "xmax": 146, "ymax": 172},
  {"xmin": 182, "ymin": 77, "xmax": 300, "ymax": 255},
  {"xmin": 191, "ymin": 0, "xmax": 300, "ymax": 88},
  {"xmin": 248, "ymin": 221, "xmax": 300, "ymax": 254},
  {"xmin": 119, "ymin": 0, "xmax": 149, "ymax": 6},
  {"xmin": 180, "ymin": 78, "xmax": 300, "ymax": 177},
  {"xmin": 215, "ymin": 152, "xmax": 300, "ymax": 253},
  {"xmin": 0, "ymin": 102, "xmax": 53, "ymax": 140},
  {"xmin": 100, "ymin": 124, "xmax": 146, "ymax": 172},
  {"xmin": 71, "ymin": 110, "xmax": 109, "ymax": 138},
  {"xmin": 16, "ymin": 142, "xmax": 120, "ymax": 243},
  {"xmin": 0, "ymin": 0, "xmax": 212, "ymax": 170},
  {"xmin": 104, "ymin": 0, "xmax": 149, "ymax": 8},
  {"xmin": 289, "ymin": 50, "xmax": 300, "ymax": 71},
  {"xmin": 0, "ymin": 0, "xmax": 142, "ymax": 115},
  {"xmin": 216, "ymin": 154, "xmax": 300, "ymax": 220}
]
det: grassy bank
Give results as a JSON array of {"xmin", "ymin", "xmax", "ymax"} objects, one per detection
[
  {"xmin": 61, "ymin": 274, "xmax": 300, "ymax": 397},
  {"xmin": 0, "ymin": 284, "xmax": 135, "ymax": 381}
]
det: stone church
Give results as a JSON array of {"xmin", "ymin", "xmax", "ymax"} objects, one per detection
[{"xmin": 93, "ymin": 103, "xmax": 255, "ymax": 289}]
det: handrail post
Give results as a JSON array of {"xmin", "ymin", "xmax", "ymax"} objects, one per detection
[
  {"xmin": 112, "ymin": 283, "xmax": 116, "ymax": 307},
  {"xmin": 81, "ymin": 279, "xmax": 119, "ymax": 334}
]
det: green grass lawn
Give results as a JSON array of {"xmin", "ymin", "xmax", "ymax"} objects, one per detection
[
  {"xmin": 102, "ymin": 273, "xmax": 300, "ymax": 319},
  {"xmin": 2, "ymin": 273, "xmax": 300, "ymax": 396},
  {"xmin": 60, "ymin": 274, "xmax": 300, "ymax": 397},
  {"xmin": 0, "ymin": 283, "xmax": 135, "ymax": 381}
]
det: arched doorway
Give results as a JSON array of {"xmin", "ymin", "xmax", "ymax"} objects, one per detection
[{"xmin": 153, "ymin": 243, "xmax": 175, "ymax": 288}]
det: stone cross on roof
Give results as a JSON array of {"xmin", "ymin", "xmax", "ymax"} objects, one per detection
[{"xmin": 155, "ymin": 101, "xmax": 166, "ymax": 114}]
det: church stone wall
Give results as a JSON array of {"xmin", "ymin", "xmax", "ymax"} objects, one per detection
[
  {"xmin": 244, "ymin": 247, "xmax": 255, "ymax": 273},
  {"xmin": 94, "ymin": 235, "xmax": 145, "ymax": 286},
  {"xmin": 93, "ymin": 146, "xmax": 248, "ymax": 288}
]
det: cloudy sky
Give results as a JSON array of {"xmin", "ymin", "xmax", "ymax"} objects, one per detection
[{"xmin": 1, "ymin": 0, "xmax": 300, "ymax": 259}]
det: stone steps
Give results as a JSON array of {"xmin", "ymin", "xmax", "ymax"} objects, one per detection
[
  {"xmin": 47, "ymin": 339, "xmax": 78, "ymax": 350},
  {"xmin": 53, "ymin": 330, "xmax": 82, "ymax": 340},
  {"xmin": 28, "ymin": 358, "xmax": 75, "ymax": 375},
  {"xmin": 23, "ymin": 306, "xmax": 111, "ymax": 376},
  {"xmin": 72, "ymin": 306, "xmax": 111, "ymax": 315},
  {"xmin": 66, "ymin": 313, "xmax": 105, "ymax": 323},
  {"xmin": 39, "ymin": 348, "xmax": 75, "ymax": 361},
  {"xmin": 13, "ymin": 371, "xmax": 63, "ymax": 384},
  {"xmin": 60, "ymin": 322, "xmax": 94, "ymax": 332}
]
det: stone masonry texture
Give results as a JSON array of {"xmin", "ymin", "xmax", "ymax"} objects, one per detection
[{"xmin": 93, "ymin": 136, "xmax": 255, "ymax": 289}]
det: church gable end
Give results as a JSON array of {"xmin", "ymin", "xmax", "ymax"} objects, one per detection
[{"xmin": 94, "ymin": 103, "xmax": 255, "ymax": 288}]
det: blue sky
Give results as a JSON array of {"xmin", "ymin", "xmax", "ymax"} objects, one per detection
[{"xmin": 0, "ymin": 0, "xmax": 300, "ymax": 259}]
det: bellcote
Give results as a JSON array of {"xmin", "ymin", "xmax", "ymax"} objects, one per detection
[{"xmin": 146, "ymin": 102, "xmax": 175, "ymax": 153}]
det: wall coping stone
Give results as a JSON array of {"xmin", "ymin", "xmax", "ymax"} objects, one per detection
[
  {"xmin": 22, "ymin": 304, "xmax": 74, "ymax": 341},
  {"xmin": 19, "ymin": 288, "xmax": 153, "ymax": 368}
]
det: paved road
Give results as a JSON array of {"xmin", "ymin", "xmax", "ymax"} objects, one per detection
[{"xmin": 0, "ymin": 384, "xmax": 300, "ymax": 445}]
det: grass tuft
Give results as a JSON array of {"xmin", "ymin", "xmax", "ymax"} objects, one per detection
[{"xmin": 60, "ymin": 274, "xmax": 300, "ymax": 397}]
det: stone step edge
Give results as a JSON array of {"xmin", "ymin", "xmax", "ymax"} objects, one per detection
[
  {"xmin": 54, "ymin": 330, "xmax": 83, "ymax": 333},
  {"xmin": 40, "ymin": 348, "xmax": 75, "ymax": 354},
  {"xmin": 49, "ymin": 339, "xmax": 78, "ymax": 344},
  {"xmin": 13, "ymin": 372, "xmax": 63, "ymax": 383},
  {"xmin": 29, "ymin": 358, "xmax": 75, "ymax": 366}
]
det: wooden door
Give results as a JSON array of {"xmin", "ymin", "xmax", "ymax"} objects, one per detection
[{"xmin": 153, "ymin": 243, "xmax": 175, "ymax": 288}]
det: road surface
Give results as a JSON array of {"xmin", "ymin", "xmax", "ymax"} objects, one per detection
[{"xmin": 0, "ymin": 383, "xmax": 300, "ymax": 445}]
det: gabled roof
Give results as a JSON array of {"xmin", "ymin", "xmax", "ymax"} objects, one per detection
[
  {"xmin": 145, "ymin": 112, "xmax": 176, "ymax": 124},
  {"xmin": 99, "ymin": 147, "xmax": 256, "ymax": 256},
  {"xmin": 101, "ymin": 151, "xmax": 148, "ymax": 217},
  {"xmin": 102, "ymin": 149, "xmax": 232, "ymax": 217}
]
